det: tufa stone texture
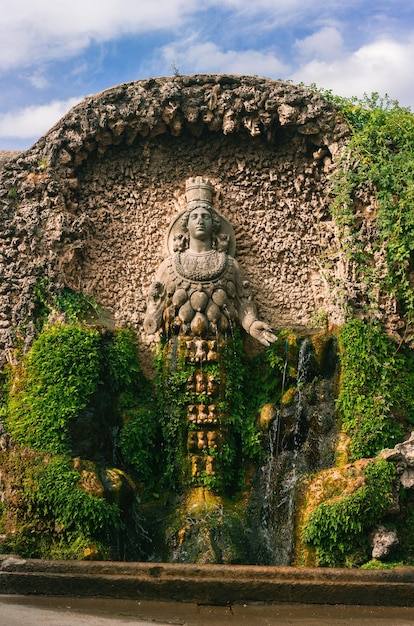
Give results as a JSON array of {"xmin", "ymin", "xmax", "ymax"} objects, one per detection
[{"xmin": 0, "ymin": 74, "xmax": 390, "ymax": 375}]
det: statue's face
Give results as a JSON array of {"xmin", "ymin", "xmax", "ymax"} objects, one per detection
[{"xmin": 187, "ymin": 205, "xmax": 213, "ymax": 242}]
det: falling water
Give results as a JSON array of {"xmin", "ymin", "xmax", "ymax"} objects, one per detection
[
  {"xmin": 223, "ymin": 305, "xmax": 237, "ymax": 360},
  {"xmin": 248, "ymin": 336, "xmax": 338, "ymax": 565},
  {"xmin": 260, "ymin": 413, "xmax": 280, "ymax": 560}
]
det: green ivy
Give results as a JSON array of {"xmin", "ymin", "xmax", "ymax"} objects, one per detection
[
  {"xmin": 103, "ymin": 328, "xmax": 150, "ymax": 397},
  {"xmin": 337, "ymin": 319, "xmax": 414, "ymax": 460},
  {"xmin": 0, "ymin": 449, "xmax": 120, "ymax": 559},
  {"xmin": 54, "ymin": 288, "xmax": 100, "ymax": 323},
  {"xmin": 29, "ymin": 457, "xmax": 120, "ymax": 540},
  {"xmin": 105, "ymin": 328, "xmax": 159, "ymax": 488},
  {"xmin": 4, "ymin": 325, "xmax": 102, "ymax": 454},
  {"xmin": 303, "ymin": 458, "xmax": 396, "ymax": 567},
  {"xmin": 32, "ymin": 281, "xmax": 100, "ymax": 332},
  {"xmin": 324, "ymin": 92, "xmax": 414, "ymax": 326},
  {"xmin": 118, "ymin": 405, "xmax": 159, "ymax": 490}
]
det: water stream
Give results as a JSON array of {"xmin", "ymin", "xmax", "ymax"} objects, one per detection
[{"xmin": 247, "ymin": 336, "xmax": 339, "ymax": 565}]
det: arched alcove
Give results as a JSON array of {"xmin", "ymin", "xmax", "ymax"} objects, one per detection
[{"xmin": 0, "ymin": 75, "xmax": 350, "ymax": 371}]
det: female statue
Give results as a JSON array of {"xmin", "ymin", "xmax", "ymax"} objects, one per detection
[
  {"xmin": 144, "ymin": 177, "xmax": 276, "ymax": 348},
  {"xmin": 143, "ymin": 177, "xmax": 276, "ymax": 492}
]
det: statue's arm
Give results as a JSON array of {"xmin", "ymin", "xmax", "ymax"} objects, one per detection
[{"xmin": 233, "ymin": 260, "xmax": 277, "ymax": 347}]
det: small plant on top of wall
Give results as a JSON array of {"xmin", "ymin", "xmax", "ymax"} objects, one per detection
[{"xmin": 32, "ymin": 280, "xmax": 101, "ymax": 332}]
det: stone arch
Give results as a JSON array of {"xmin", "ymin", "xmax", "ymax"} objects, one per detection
[{"xmin": 0, "ymin": 75, "xmax": 350, "ymax": 371}]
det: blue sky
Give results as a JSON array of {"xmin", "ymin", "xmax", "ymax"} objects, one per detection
[{"xmin": 1, "ymin": 0, "xmax": 413, "ymax": 150}]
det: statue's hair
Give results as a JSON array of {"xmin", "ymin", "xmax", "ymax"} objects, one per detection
[{"xmin": 180, "ymin": 202, "xmax": 221, "ymax": 235}]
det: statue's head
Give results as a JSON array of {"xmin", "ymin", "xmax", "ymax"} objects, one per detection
[
  {"xmin": 181, "ymin": 177, "xmax": 221, "ymax": 236},
  {"xmin": 166, "ymin": 177, "xmax": 235, "ymax": 256}
]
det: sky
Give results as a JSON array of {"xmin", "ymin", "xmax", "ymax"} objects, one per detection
[{"xmin": 1, "ymin": 0, "xmax": 413, "ymax": 150}]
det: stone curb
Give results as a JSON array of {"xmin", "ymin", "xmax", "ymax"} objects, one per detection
[{"xmin": 1, "ymin": 557, "xmax": 414, "ymax": 606}]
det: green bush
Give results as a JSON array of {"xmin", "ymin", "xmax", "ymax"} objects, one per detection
[
  {"xmin": 1, "ymin": 450, "xmax": 120, "ymax": 559},
  {"xmin": 303, "ymin": 459, "xmax": 396, "ymax": 567},
  {"xmin": 5, "ymin": 325, "xmax": 102, "ymax": 454},
  {"xmin": 337, "ymin": 319, "xmax": 414, "ymax": 460},
  {"xmin": 119, "ymin": 406, "xmax": 158, "ymax": 488},
  {"xmin": 31, "ymin": 457, "xmax": 120, "ymax": 540},
  {"xmin": 328, "ymin": 93, "xmax": 414, "ymax": 324}
]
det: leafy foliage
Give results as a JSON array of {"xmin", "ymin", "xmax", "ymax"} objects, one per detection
[
  {"xmin": 323, "ymin": 91, "xmax": 414, "ymax": 326},
  {"xmin": 156, "ymin": 330, "xmax": 283, "ymax": 494},
  {"xmin": 303, "ymin": 459, "xmax": 396, "ymax": 567},
  {"xmin": 0, "ymin": 448, "xmax": 120, "ymax": 559},
  {"xmin": 54, "ymin": 288, "xmax": 100, "ymax": 323},
  {"xmin": 4, "ymin": 325, "xmax": 102, "ymax": 454},
  {"xmin": 0, "ymin": 321, "xmax": 157, "ymax": 559},
  {"xmin": 105, "ymin": 328, "xmax": 158, "ymax": 487},
  {"xmin": 337, "ymin": 319, "xmax": 414, "ymax": 460},
  {"xmin": 104, "ymin": 328, "xmax": 145, "ymax": 394},
  {"xmin": 32, "ymin": 281, "xmax": 100, "ymax": 331},
  {"xmin": 29, "ymin": 457, "xmax": 120, "ymax": 541}
]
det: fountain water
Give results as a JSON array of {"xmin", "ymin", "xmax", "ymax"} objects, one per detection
[{"xmin": 246, "ymin": 334, "xmax": 339, "ymax": 565}]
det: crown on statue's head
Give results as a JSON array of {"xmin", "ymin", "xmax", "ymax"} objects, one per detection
[{"xmin": 185, "ymin": 176, "xmax": 214, "ymax": 204}]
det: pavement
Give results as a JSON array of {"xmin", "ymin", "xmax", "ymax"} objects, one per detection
[{"xmin": 2, "ymin": 596, "xmax": 414, "ymax": 625}]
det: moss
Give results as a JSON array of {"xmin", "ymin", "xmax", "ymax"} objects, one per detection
[
  {"xmin": 4, "ymin": 324, "xmax": 102, "ymax": 455},
  {"xmin": 258, "ymin": 403, "xmax": 277, "ymax": 429},
  {"xmin": 281, "ymin": 387, "xmax": 296, "ymax": 406},
  {"xmin": 360, "ymin": 559, "xmax": 405, "ymax": 570},
  {"xmin": 0, "ymin": 445, "xmax": 120, "ymax": 559},
  {"xmin": 337, "ymin": 319, "xmax": 414, "ymax": 460},
  {"xmin": 165, "ymin": 490, "xmax": 250, "ymax": 564},
  {"xmin": 302, "ymin": 458, "xmax": 396, "ymax": 567},
  {"xmin": 0, "ymin": 321, "xmax": 158, "ymax": 560}
]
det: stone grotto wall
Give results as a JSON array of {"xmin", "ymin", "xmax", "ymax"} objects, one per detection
[{"xmin": 0, "ymin": 75, "xmax": 353, "ymax": 374}]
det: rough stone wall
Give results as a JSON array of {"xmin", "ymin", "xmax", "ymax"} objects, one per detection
[
  {"xmin": 0, "ymin": 152, "xmax": 22, "ymax": 170},
  {"xmin": 0, "ymin": 75, "xmax": 353, "ymax": 374}
]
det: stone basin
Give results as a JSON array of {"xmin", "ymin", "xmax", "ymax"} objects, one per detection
[{"xmin": 1, "ymin": 556, "xmax": 414, "ymax": 607}]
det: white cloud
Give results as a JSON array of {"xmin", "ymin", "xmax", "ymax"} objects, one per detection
[
  {"xmin": 209, "ymin": 0, "xmax": 325, "ymax": 18},
  {"xmin": 291, "ymin": 35, "xmax": 414, "ymax": 108},
  {"xmin": 0, "ymin": 97, "xmax": 84, "ymax": 139},
  {"xmin": 161, "ymin": 40, "xmax": 288, "ymax": 77},
  {"xmin": 294, "ymin": 26, "xmax": 344, "ymax": 61},
  {"xmin": 0, "ymin": 0, "xmax": 353, "ymax": 73},
  {"xmin": 0, "ymin": 0, "xmax": 197, "ymax": 71}
]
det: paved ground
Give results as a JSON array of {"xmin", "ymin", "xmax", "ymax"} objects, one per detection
[{"xmin": 2, "ymin": 596, "xmax": 414, "ymax": 625}]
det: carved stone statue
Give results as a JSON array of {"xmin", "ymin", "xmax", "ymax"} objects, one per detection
[
  {"xmin": 144, "ymin": 177, "xmax": 276, "ymax": 491},
  {"xmin": 144, "ymin": 176, "xmax": 276, "ymax": 347}
]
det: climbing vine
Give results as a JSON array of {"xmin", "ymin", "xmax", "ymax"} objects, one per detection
[
  {"xmin": 316, "ymin": 89, "xmax": 414, "ymax": 329},
  {"xmin": 3, "ymin": 324, "xmax": 102, "ymax": 455},
  {"xmin": 155, "ymin": 330, "xmax": 283, "ymax": 494},
  {"xmin": 337, "ymin": 319, "xmax": 414, "ymax": 460}
]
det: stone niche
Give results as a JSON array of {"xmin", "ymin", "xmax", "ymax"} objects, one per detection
[{"xmin": 0, "ymin": 75, "xmax": 350, "ymax": 374}]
